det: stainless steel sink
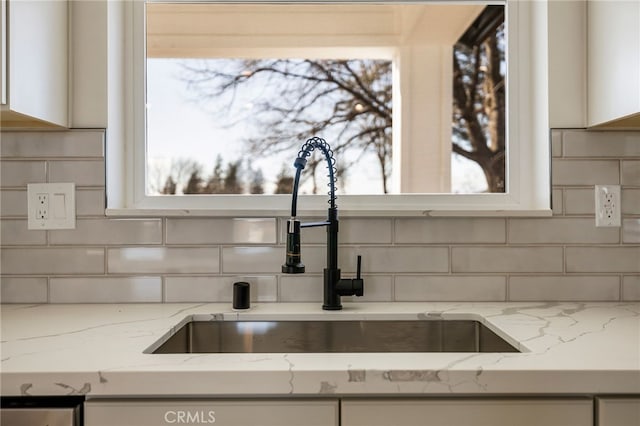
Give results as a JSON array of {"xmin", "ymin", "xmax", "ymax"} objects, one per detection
[{"xmin": 152, "ymin": 320, "xmax": 519, "ymax": 354}]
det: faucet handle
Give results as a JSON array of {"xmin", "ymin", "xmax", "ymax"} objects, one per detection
[
  {"xmin": 352, "ymin": 255, "xmax": 364, "ymax": 297},
  {"xmin": 335, "ymin": 255, "xmax": 364, "ymax": 297}
]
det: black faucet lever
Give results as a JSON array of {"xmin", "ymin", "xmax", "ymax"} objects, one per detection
[{"xmin": 336, "ymin": 255, "xmax": 364, "ymax": 298}]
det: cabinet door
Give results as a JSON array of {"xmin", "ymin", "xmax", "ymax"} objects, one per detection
[
  {"xmin": 342, "ymin": 398, "xmax": 592, "ymax": 426},
  {"xmin": 1, "ymin": 0, "xmax": 6, "ymax": 105},
  {"xmin": 2, "ymin": 0, "xmax": 68, "ymax": 127},
  {"xmin": 85, "ymin": 399, "xmax": 338, "ymax": 426},
  {"xmin": 597, "ymin": 397, "xmax": 640, "ymax": 426},
  {"xmin": 587, "ymin": 0, "xmax": 640, "ymax": 127}
]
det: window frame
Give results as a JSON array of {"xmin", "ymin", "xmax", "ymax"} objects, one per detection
[{"xmin": 107, "ymin": 0, "xmax": 551, "ymax": 218}]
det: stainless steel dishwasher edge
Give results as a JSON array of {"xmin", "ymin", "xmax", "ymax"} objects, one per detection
[{"xmin": 0, "ymin": 396, "xmax": 84, "ymax": 426}]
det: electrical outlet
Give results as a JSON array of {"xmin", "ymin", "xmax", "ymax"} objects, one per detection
[
  {"xmin": 595, "ymin": 185, "xmax": 621, "ymax": 227},
  {"xmin": 36, "ymin": 193, "xmax": 49, "ymax": 219},
  {"xmin": 28, "ymin": 183, "xmax": 76, "ymax": 230}
]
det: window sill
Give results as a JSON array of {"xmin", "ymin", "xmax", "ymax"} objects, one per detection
[{"xmin": 105, "ymin": 208, "xmax": 553, "ymax": 218}]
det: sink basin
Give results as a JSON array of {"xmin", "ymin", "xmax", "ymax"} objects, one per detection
[{"xmin": 151, "ymin": 320, "xmax": 519, "ymax": 354}]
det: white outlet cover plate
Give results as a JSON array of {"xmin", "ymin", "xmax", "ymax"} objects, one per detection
[
  {"xmin": 595, "ymin": 184, "xmax": 621, "ymax": 227},
  {"xmin": 27, "ymin": 183, "xmax": 76, "ymax": 230}
]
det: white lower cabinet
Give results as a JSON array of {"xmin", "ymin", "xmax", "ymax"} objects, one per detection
[
  {"xmin": 85, "ymin": 396, "xmax": 640, "ymax": 426},
  {"xmin": 84, "ymin": 399, "xmax": 339, "ymax": 426},
  {"xmin": 341, "ymin": 398, "xmax": 593, "ymax": 426},
  {"xmin": 597, "ymin": 398, "xmax": 640, "ymax": 426}
]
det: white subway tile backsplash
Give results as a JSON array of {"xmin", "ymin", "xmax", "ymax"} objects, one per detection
[
  {"xmin": 338, "ymin": 219, "xmax": 393, "ymax": 244},
  {"xmin": 622, "ymin": 219, "xmax": 640, "ymax": 243},
  {"xmin": 224, "ymin": 247, "xmax": 288, "ymax": 274},
  {"xmin": 509, "ymin": 276, "xmax": 620, "ymax": 301},
  {"xmin": 563, "ymin": 130, "xmax": 640, "ymax": 157},
  {"xmin": 395, "ymin": 276, "xmax": 506, "ymax": 302},
  {"xmin": 279, "ymin": 276, "xmax": 322, "ymax": 302},
  {"xmin": 0, "ymin": 161, "xmax": 47, "ymax": 187},
  {"xmin": 108, "ymin": 247, "xmax": 220, "ymax": 274},
  {"xmin": 622, "ymin": 276, "xmax": 640, "ymax": 301},
  {"xmin": 167, "ymin": 218, "xmax": 276, "ymax": 245},
  {"xmin": 226, "ymin": 246, "xmax": 449, "ymax": 275},
  {"xmin": 223, "ymin": 246, "xmax": 325, "ymax": 274},
  {"xmin": 1, "ymin": 219, "xmax": 47, "ymax": 245},
  {"xmin": 279, "ymin": 275, "xmax": 392, "ymax": 302},
  {"xmin": 336, "ymin": 219, "xmax": 393, "ymax": 244},
  {"xmin": 565, "ymin": 188, "xmax": 639, "ymax": 216},
  {"xmin": 622, "ymin": 189, "xmax": 640, "ymax": 215},
  {"xmin": 566, "ymin": 247, "xmax": 640, "ymax": 273},
  {"xmin": 50, "ymin": 219, "xmax": 162, "ymax": 245},
  {"xmin": 76, "ymin": 189, "xmax": 106, "ymax": 217},
  {"xmin": 0, "ymin": 190, "xmax": 27, "ymax": 217},
  {"xmin": 395, "ymin": 218, "xmax": 505, "ymax": 244},
  {"xmin": 0, "ymin": 130, "xmax": 104, "ymax": 158},
  {"xmin": 0, "ymin": 277, "xmax": 48, "ymax": 303},
  {"xmin": 564, "ymin": 189, "xmax": 595, "ymax": 215},
  {"xmin": 552, "ymin": 160, "xmax": 619, "ymax": 185},
  {"xmin": 166, "ymin": 277, "xmax": 225, "ymax": 302},
  {"xmin": 552, "ymin": 189, "xmax": 563, "ymax": 215},
  {"xmin": 551, "ymin": 130, "xmax": 562, "ymax": 157},
  {"xmin": 0, "ymin": 128, "xmax": 637, "ymax": 305},
  {"xmin": 452, "ymin": 247, "xmax": 563, "ymax": 273},
  {"xmin": 1, "ymin": 248, "xmax": 105, "ymax": 274},
  {"xmin": 278, "ymin": 218, "xmax": 393, "ymax": 244},
  {"xmin": 49, "ymin": 277, "xmax": 162, "ymax": 303},
  {"xmin": 621, "ymin": 161, "xmax": 640, "ymax": 186},
  {"xmin": 164, "ymin": 276, "xmax": 277, "ymax": 303},
  {"xmin": 343, "ymin": 275, "xmax": 393, "ymax": 302},
  {"xmin": 48, "ymin": 160, "xmax": 105, "ymax": 186},
  {"xmin": 509, "ymin": 218, "xmax": 619, "ymax": 244},
  {"xmin": 340, "ymin": 247, "xmax": 449, "ymax": 273}
]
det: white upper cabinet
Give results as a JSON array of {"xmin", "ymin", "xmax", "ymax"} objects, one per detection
[
  {"xmin": 0, "ymin": 0, "xmax": 68, "ymax": 128},
  {"xmin": 588, "ymin": 0, "xmax": 640, "ymax": 128}
]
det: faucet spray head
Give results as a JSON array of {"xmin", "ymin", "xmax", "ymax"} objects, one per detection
[{"xmin": 282, "ymin": 219, "xmax": 305, "ymax": 274}]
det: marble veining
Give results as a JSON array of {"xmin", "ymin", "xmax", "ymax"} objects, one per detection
[
  {"xmin": 347, "ymin": 369, "xmax": 366, "ymax": 382},
  {"xmin": 1, "ymin": 302, "xmax": 639, "ymax": 397}
]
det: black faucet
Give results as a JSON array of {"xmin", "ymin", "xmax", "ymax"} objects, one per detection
[{"xmin": 281, "ymin": 137, "xmax": 364, "ymax": 310}]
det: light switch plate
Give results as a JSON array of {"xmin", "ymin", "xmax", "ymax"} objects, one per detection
[{"xmin": 27, "ymin": 183, "xmax": 76, "ymax": 230}]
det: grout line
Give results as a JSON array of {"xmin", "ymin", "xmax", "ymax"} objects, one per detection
[
  {"xmin": 619, "ymin": 275, "xmax": 623, "ymax": 302},
  {"xmin": 504, "ymin": 217, "xmax": 510, "ymax": 245},
  {"xmin": 103, "ymin": 245, "xmax": 109, "ymax": 276},
  {"xmin": 505, "ymin": 274, "xmax": 510, "ymax": 302}
]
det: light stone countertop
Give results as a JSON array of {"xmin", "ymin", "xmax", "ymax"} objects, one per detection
[{"xmin": 1, "ymin": 302, "xmax": 639, "ymax": 397}]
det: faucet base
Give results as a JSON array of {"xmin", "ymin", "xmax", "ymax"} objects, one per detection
[
  {"xmin": 322, "ymin": 304, "xmax": 343, "ymax": 311},
  {"xmin": 282, "ymin": 264, "xmax": 305, "ymax": 274}
]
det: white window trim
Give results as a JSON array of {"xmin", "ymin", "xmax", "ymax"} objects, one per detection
[{"xmin": 106, "ymin": 0, "xmax": 551, "ymax": 218}]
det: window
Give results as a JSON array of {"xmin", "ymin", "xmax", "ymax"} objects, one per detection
[{"xmin": 111, "ymin": 0, "xmax": 551, "ymax": 216}]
